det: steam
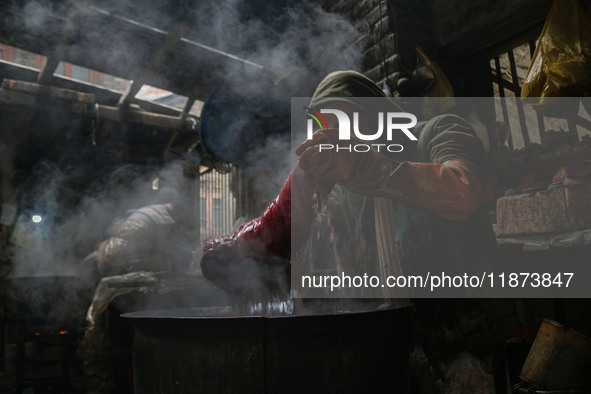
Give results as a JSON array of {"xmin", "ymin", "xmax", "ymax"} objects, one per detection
[
  {"xmin": 239, "ymin": 134, "xmax": 293, "ymax": 212},
  {"xmin": 6, "ymin": 0, "xmax": 363, "ymax": 96},
  {"xmin": 18, "ymin": 1, "xmax": 64, "ymax": 35},
  {"xmin": 191, "ymin": 1, "xmax": 363, "ymax": 208},
  {"xmin": 10, "ymin": 160, "xmax": 190, "ymax": 278},
  {"xmin": 206, "ymin": 0, "xmax": 363, "ymax": 94},
  {"xmin": 3, "ymin": 0, "xmax": 365, "ymax": 318}
]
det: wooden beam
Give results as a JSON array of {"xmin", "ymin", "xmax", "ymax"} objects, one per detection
[
  {"xmin": 508, "ymin": 50, "xmax": 531, "ymax": 146},
  {"xmin": 529, "ymin": 40, "xmax": 537, "ymax": 58},
  {"xmin": 97, "ymin": 105, "xmax": 192, "ymax": 131},
  {"xmin": 8, "ymin": 1, "xmax": 93, "ymax": 139},
  {"xmin": 180, "ymin": 96, "xmax": 196, "ymax": 122},
  {"xmin": 0, "ymin": 79, "xmax": 194, "ymax": 131},
  {"xmin": 493, "ymin": 56, "xmax": 513, "ymax": 150},
  {"xmin": 0, "ymin": 81, "xmax": 94, "ymax": 119},
  {"xmin": 0, "ymin": 60, "xmax": 187, "ymax": 116},
  {"xmin": 161, "ymin": 131, "xmax": 179, "ymax": 161},
  {"xmin": 490, "ymin": 70, "xmax": 519, "ymax": 93},
  {"xmin": 37, "ymin": 0, "xmax": 93, "ymax": 85},
  {"xmin": 117, "ymin": 23, "xmax": 189, "ymax": 109},
  {"xmin": 2, "ymin": 79, "xmax": 94, "ymax": 103}
]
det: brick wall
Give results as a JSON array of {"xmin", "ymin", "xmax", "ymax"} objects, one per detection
[
  {"xmin": 322, "ymin": 0, "xmax": 497, "ymax": 97},
  {"xmin": 323, "ymin": 0, "xmax": 438, "ymax": 92}
]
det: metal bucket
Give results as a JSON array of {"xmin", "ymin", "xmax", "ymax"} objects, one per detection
[
  {"xmin": 520, "ymin": 319, "xmax": 591, "ymax": 391},
  {"xmin": 124, "ymin": 304, "xmax": 411, "ymax": 394}
]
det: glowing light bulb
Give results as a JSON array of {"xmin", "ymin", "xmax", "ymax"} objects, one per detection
[{"xmin": 32, "ymin": 215, "xmax": 42, "ymax": 223}]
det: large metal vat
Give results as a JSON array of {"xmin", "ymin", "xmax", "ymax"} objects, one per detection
[{"xmin": 124, "ymin": 304, "xmax": 411, "ymax": 394}]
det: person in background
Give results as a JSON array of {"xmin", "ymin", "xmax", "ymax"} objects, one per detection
[
  {"xmin": 77, "ymin": 186, "xmax": 193, "ymax": 290},
  {"xmin": 76, "ymin": 186, "xmax": 195, "ymax": 394}
]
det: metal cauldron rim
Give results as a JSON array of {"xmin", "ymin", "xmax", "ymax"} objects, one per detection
[{"xmin": 121, "ymin": 303, "xmax": 408, "ymax": 321}]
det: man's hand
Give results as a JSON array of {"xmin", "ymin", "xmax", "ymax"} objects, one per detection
[
  {"xmin": 296, "ymin": 128, "xmax": 492, "ymax": 221},
  {"xmin": 296, "ymin": 128, "xmax": 367, "ymax": 186}
]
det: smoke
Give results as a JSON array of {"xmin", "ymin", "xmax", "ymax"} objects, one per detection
[
  {"xmin": 240, "ymin": 134, "xmax": 293, "ymax": 212},
  {"xmin": 2, "ymin": 0, "xmax": 365, "ymax": 316},
  {"xmin": 191, "ymin": 0, "xmax": 364, "ymax": 208},
  {"xmin": 9, "ymin": 159, "xmax": 190, "ymax": 278},
  {"xmin": 15, "ymin": 1, "xmax": 65, "ymax": 36},
  {"xmin": 6, "ymin": 0, "xmax": 363, "ymax": 97},
  {"xmin": 205, "ymin": 0, "xmax": 363, "ymax": 90},
  {"xmin": 5, "ymin": 0, "xmax": 363, "ymax": 89}
]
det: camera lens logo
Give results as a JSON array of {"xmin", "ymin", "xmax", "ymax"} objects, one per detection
[{"xmin": 305, "ymin": 107, "xmax": 328, "ymax": 133}]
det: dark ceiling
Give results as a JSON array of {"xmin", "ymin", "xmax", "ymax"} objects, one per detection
[
  {"xmin": 431, "ymin": 0, "xmax": 554, "ymax": 57},
  {"xmin": 0, "ymin": 0, "xmax": 295, "ymax": 101}
]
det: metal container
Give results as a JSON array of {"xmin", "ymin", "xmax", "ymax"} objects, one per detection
[
  {"xmin": 124, "ymin": 304, "xmax": 411, "ymax": 394},
  {"xmin": 520, "ymin": 319, "xmax": 591, "ymax": 391}
]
